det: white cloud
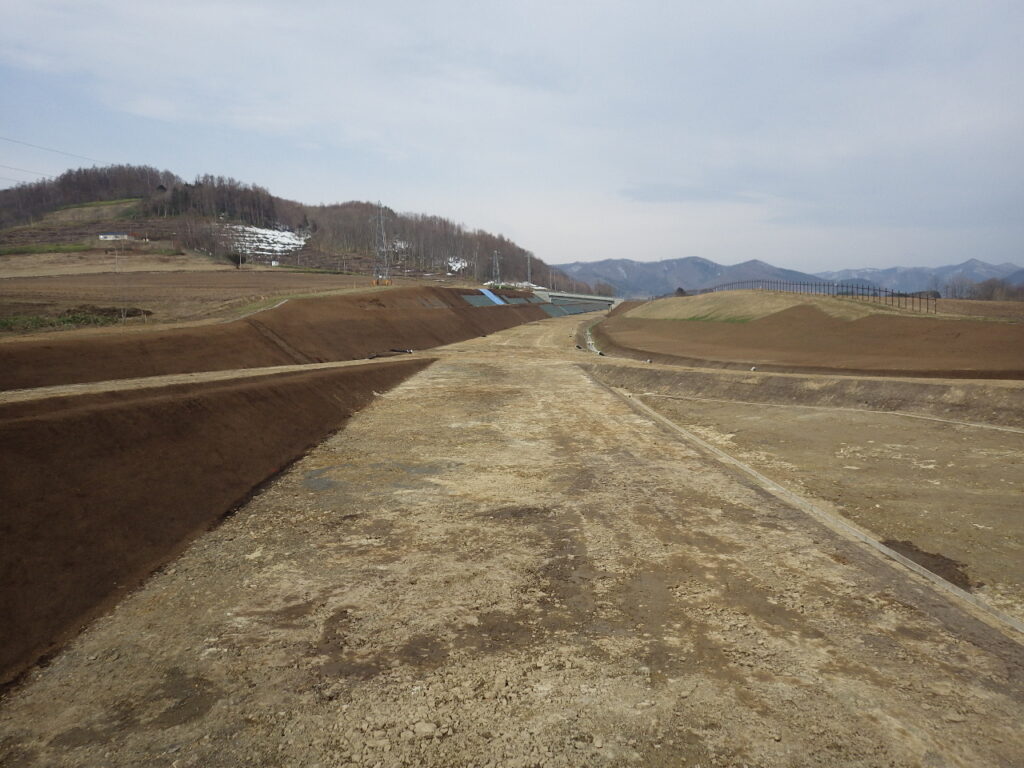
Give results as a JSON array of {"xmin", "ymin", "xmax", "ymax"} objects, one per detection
[{"xmin": 1, "ymin": 0, "xmax": 1021, "ymax": 269}]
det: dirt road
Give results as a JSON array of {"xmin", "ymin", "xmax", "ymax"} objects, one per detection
[
  {"xmin": 2, "ymin": 316, "xmax": 1022, "ymax": 767},
  {"xmin": 624, "ymin": 391, "xmax": 1024, "ymax": 624}
]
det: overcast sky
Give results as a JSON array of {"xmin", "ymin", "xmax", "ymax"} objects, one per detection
[{"xmin": 1, "ymin": 1, "xmax": 1022, "ymax": 271}]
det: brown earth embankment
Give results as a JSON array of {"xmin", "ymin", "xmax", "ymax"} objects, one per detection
[
  {"xmin": 0, "ymin": 287, "xmax": 545, "ymax": 391},
  {"xmin": 595, "ymin": 304, "xmax": 1024, "ymax": 379},
  {"xmin": 0, "ymin": 358, "xmax": 431, "ymax": 686}
]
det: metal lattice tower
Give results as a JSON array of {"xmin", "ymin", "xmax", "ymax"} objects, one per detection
[{"xmin": 374, "ymin": 202, "xmax": 392, "ymax": 282}]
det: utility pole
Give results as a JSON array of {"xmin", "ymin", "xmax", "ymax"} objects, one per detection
[
  {"xmin": 492, "ymin": 250, "xmax": 500, "ymax": 285},
  {"xmin": 526, "ymin": 252, "xmax": 531, "ymax": 285},
  {"xmin": 373, "ymin": 202, "xmax": 392, "ymax": 284},
  {"xmin": 116, "ymin": 236, "xmax": 127, "ymax": 323}
]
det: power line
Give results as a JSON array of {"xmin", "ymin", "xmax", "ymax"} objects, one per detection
[
  {"xmin": 0, "ymin": 163, "xmax": 54, "ymax": 178},
  {"xmin": 0, "ymin": 175, "xmax": 29, "ymax": 183},
  {"xmin": 0, "ymin": 135, "xmax": 101, "ymax": 163}
]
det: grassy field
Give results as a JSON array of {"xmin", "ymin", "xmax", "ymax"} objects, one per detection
[
  {"xmin": 0, "ymin": 311, "xmax": 121, "ymax": 332},
  {"xmin": 0, "ymin": 244, "xmax": 93, "ymax": 256},
  {"xmin": 55, "ymin": 198, "xmax": 142, "ymax": 210}
]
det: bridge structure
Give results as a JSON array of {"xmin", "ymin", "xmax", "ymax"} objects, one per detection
[{"xmin": 532, "ymin": 289, "xmax": 620, "ymax": 315}]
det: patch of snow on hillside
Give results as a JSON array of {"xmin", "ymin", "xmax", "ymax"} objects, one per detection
[
  {"xmin": 226, "ymin": 224, "xmax": 308, "ymax": 257},
  {"xmin": 447, "ymin": 257, "xmax": 469, "ymax": 273},
  {"xmin": 484, "ymin": 280, "xmax": 545, "ymax": 290}
]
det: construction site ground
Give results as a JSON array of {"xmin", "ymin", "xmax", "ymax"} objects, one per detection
[
  {"xmin": 0, "ymin": 260, "xmax": 464, "ymax": 327},
  {"xmin": 2, "ymin": 314, "xmax": 1022, "ymax": 768},
  {"xmin": 595, "ymin": 293, "xmax": 1024, "ymax": 379}
]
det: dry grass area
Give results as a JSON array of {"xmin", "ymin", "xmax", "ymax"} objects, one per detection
[
  {"xmin": 0, "ymin": 248, "xmax": 232, "ymax": 278},
  {"xmin": 0, "ymin": 254, "xmax": 472, "ymax": 330},
  {"xmin": 628, "ymin": 290, "xmax": 1022, "ymax": 324},
  {"xmin": 38, "ymin": 200, "xmax": 141, "ymax": 225},
  {"xmin": 625, "ymin": 290, "xmax": 928, "ymax": 322},
  {"xmin": 937, "ymin": 298, "xmax": 1024, "ymax": 321}
]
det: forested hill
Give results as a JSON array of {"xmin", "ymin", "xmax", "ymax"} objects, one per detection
[{"xmin": 0, "ymin": 165, "xmax": 583, "ymax": 288}]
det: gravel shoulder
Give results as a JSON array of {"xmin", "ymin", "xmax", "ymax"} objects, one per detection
[{"xmin": 2, "ymin": 316, "xmax": 1022, "ymax": 768}]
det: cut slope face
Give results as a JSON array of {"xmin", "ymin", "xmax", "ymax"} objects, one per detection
[
  {"xmin": 0, "ymin": 358, "xmax": 432, "ymax": 686},
  {"xmin": 0, "ymin": 287, "xmax": 547, "ymax": 391},
  {"xmin": 599, "ymin": 295, "xmax": 1024, "ymax": 378}
]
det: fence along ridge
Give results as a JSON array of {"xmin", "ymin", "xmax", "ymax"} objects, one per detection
[{"xmin": 692, "ymin": 279, "xmax": 936, "ymax": 314}]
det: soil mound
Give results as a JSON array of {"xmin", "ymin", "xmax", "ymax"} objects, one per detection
[
  {"xmin": 0, "ymin": 287, "xmax": 546, "ymax": 391},
  {"xmin": 597, "ymin": 303, "xmax": 1024, "ymax": 378},
  {"xmin": 0, "ymin": 358, "xmax": 432, "ymax": 686}
]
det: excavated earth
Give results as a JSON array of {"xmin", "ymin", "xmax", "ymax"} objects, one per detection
[
  {"xmin": 0, "ymin": 287, "xmax": 547, "ymax": 686},
  {"xmin": 0, "ymin": 286, "xmax": 545, "ymax": 390},
  {"xmin": 1, "ymin": 313, "xmax": 1022, "ymax": 768},
  {"xmin": 0, "ymin": 358, "xmax": 433, "ymax": 686},
  {"xmin": 594, "ymin": 303, "xmax": 1024, "ymax": 379}
]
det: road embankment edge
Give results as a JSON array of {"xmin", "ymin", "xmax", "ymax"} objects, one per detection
[
  {"xmin": 590, "ymin": 376, "xmax": 1024, "ymax": 643},
  {"xmin": 583, "ymin": 362, "xmax": 1024, "ymax": 429},
  {"xmin": 0, "ymin": 357, "xmax": 433, "ymax": 687}
]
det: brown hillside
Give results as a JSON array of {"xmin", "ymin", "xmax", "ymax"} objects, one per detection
[
  {"xmin": 597, "ymin": 303, "xmax": 1024, "ymax": 378},
  {"xmin": 0, "ymin": 287, "xmax": 546, "ymax": 391}
]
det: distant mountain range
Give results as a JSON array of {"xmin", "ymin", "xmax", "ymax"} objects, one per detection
[
  {"xmin": 816, "ymin": 259, "xmax": 1023, "ymax": 293},
  {"xmin": 554, "ymin": 257, "xmax": 1023, "ymax": 298},
  {"xmin": 555, "ymin": 257, "xmax": 821, "ymax": 298}
]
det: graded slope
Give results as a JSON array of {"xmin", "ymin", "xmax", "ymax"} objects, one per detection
[
  {"xmin": 0, "ymin": 358, "xmax": 432, "ymax": 686},
  {"xmin": 0, "ymin": 287, "xmax": 547, "ymax": 390},
  {"xmin": 597, "ymin": 292, "xmax": 1024, "ymax": 378}
]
